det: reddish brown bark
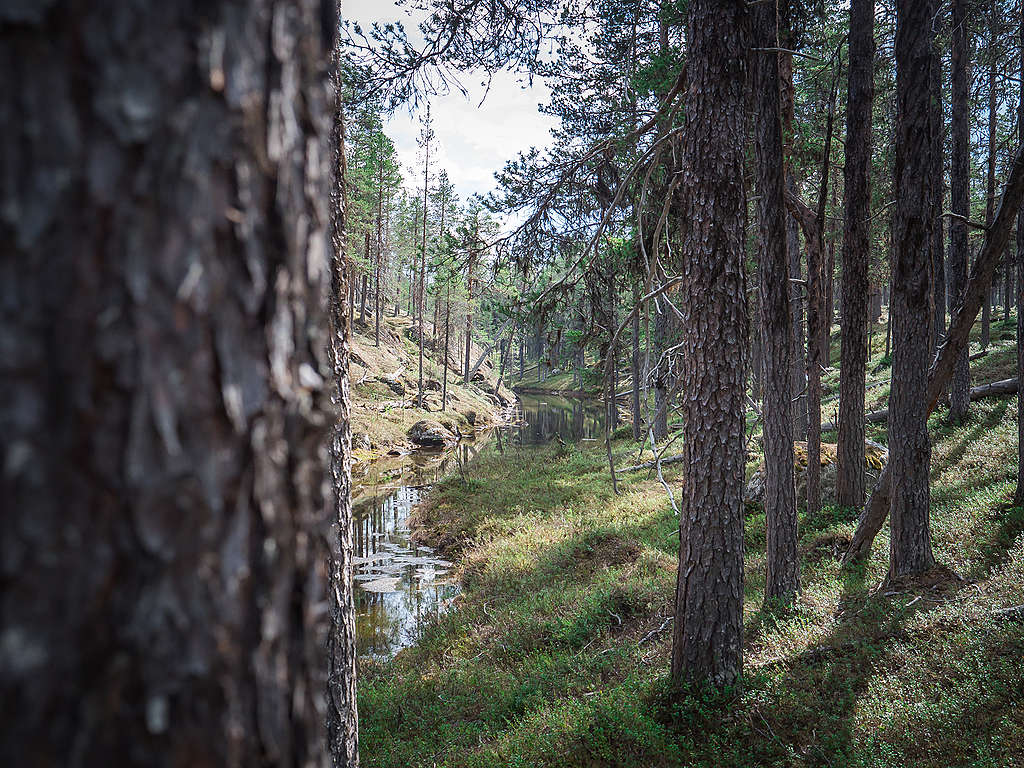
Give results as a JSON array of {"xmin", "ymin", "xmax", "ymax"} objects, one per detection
[
  {"xmin": 670, "ymin": 0, "xmax": 749, "ymax": 688},
  {"xmin": 837, "ymin": 0, "xmax": 875, "ymax": 508}
]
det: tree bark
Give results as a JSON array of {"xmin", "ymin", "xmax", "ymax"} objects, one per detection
[
  {"xmin": 653, "ymin": 306, "xmax": 670, "ymax": 440},
  {"xmin": 670, "ymin": 0, "xmax": 748, "ymax": 689},
  {"xmin": 949, "ymin": 0, "xmax": 972, "ymax": 422},
  {"xmin": 327, "ymin": 26, "xmax": 360, "ymax": 765},
  {"xmin": 753, "ymin": 3, "xmax": 799, "ymax": 606},
  {"xmin": 632, "ymin": 285, "xmax": 643, "ymax": 440},
  {"xmin": 1, "ymin": 2, "xmax": 347, "ymax": 765},
  {"xmin": 464, "ymin": 226, "xmax": 476, "ymax": 384},
  {"xmin": 1017, "ymin": 7, "xmax": 1024, "ymax": 507},
  {"xmin": 982, "ymin": 0, "xmax": 997, "ymax": 352},
  {"xmin": 888, "ymin": 0, "xmax": 937, "ymax": 579},
  {"xmin": 931, "ymin": 45, "xmax": 946, "ymax": 356},
  {"xmin": 837, "ymin": 0, "xmax": 876, "ymax": 508},
  {"xmin": 359, "ymin": 232, "xmax": 369, "ymax": 326},
  {"xmin": 844, "ymin": 137, "xmax": 1024, "ymax": 564}
]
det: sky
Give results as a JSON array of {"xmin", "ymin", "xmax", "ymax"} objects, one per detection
[{"xmin": 344, "ymin": 0, "xmax": 558, "ymax": 204}]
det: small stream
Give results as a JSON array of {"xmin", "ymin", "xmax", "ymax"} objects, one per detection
[{"xmin": 352, "ymin": 393, "xmax": 605, "ymax": 657}]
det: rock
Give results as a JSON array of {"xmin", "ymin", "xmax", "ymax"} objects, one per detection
[
  {"xmin": 744, "ymin": 440, "xmax": 888, "ymax": 507},
  {"xmin": 380, "ymin": 377, "xmax": 405, "ymax": 395},
  {"xmin": 407, "ymin": 419, "xmax": 457, "ymax": 447}
]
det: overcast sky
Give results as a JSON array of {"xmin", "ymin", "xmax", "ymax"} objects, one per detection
[{"xmin": 344, "ymin": 0, "xmax": 558, "ymax": 204}]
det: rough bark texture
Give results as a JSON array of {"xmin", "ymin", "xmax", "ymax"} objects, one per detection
[
  {"xmin": 930, "ymin": 47, "xmax": 946, "ymax": 356},
  {"xmin": 982, "ymin": 0, "xmax": 997, "ymax": 352},
  {"xmin": 632, "ymin": 285, "xmax": 643, "ymax": 440},
  {"xmin": 1017, "ymin": 10, "xmax": 1024, "ymax": 508},
  {"xmin": 327, "ymin": 20, "xmax": 360, "ymax": 768},
  {"xmin": 888, "ymin": 0, "xmax": 937, "ymax": 579},
  {"xmin": 670, "ymin": 0, "xmax": 748, "ymax": 688},
  {"xmin": 753, "ymin": 4, "xmax": 799, "ymax": 606},
  {"xmin": 1, "ymin": 2, "xmax": 340, "ymax": 765},
  {"xmin": 837, "ymin": 0, "xmax": 875, "ymax": 508},
  {"xmin": 788, "ymin": 176, "xmax": 809, "ymax": 440},
  {"xmin": 949, "ymin": 0, "xmax": 972, "ymax": 422},
  {"xmin": 844, "ymin": 137, "xmax": 1024, "ymax": 564}
]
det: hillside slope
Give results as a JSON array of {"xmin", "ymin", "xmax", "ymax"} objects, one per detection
[{"xmin": 348, "ymin": 312, "xmax": 515, "ymax": 460}]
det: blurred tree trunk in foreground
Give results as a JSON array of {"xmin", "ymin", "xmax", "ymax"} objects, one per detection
[{"xmin": 1, "ymin": 2, "xmax": 340, "ymax": 765}]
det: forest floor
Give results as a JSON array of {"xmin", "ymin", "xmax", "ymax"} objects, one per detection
[
  {"xmin": 359, "ymin": 313, "xmax": 1023, "ymax": 768},
  {"xmin": 348, "ymin": 312, "xmax": 515, "ymax": 461}
]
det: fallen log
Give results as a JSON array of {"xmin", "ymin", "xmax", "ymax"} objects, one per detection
[
  {"xmin": 620, "ymin": 453, "xmax": 686, "ymax": 473},
  {"xmin": 821, "ymin": 377, "xmax": 1018, "ymax": 432}
]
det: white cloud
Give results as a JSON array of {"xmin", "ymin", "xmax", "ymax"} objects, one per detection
[{"xmin": 344, "ymin": 0, "xmax": 557, "ymax": 202}]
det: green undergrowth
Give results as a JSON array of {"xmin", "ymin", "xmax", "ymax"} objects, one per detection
[{"xmin": 360, "ymin": 391, "xmax": 1024, "ymax": 766}]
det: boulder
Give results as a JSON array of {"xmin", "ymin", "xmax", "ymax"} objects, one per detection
[
  {"xmin": 380, "ymin": 377, "xmax": 405, "ymax": 395},
  {"xmin": 407, "ymin": 419, "xmax": 457, "ymax": 447},
  {"xmin": 744, "ymin": 440, "xmax": 888, "ymax": 507}
]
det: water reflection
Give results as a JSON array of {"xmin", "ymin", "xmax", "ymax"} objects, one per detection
[
  {"xmin": 351, "ymin": 394, "xmax": 604, "ymax": 658},
  {"xmin": 509, "ymin": 393, "xmax": 606, "ymax": 446}
]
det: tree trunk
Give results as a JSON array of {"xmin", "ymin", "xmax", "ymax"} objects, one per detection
[
  {"xmin": 443, "ymin": 288, "xmax": 451, "ymax": 410},
  {"xmin": 464, "ymin": 232, "xmax": 475, "ymax": 384},
  {"xmin": 931, "ymin": 47, "xmax": 946, "ymax": 356},
  {"xmin": 418, "ymin": 122, "xmax": 430, "ymax": 409},
  {"xmin": 1, "ymin": 2, "xmax": 351, "ymax": 765},
  {"xmin": 327, "ymin": 28, "xmax": 360, "ymax": 766},
  {"xmin": 1017, "ymin": 8, "xmax": 1024, "ymax": 507},
  {"xmin": 632, "ymin": 285, "xmax": 643, "ymax": 440},
  {"xmin": 670, "ymin": 0, "xmax": 748, "ymax": 689},
  {"xmin": 653, "ymin": 305, "xmax": 670, "ymax": 440},
  {"xmin": 888, "ymin": 0, "xmax": 937, "ymax": 580},
  {"xmin": 788, "ymin": 177, "xmax": 808, "ymax": 440},
  {"xmin": 375, "ymin": 150, "xmax": 385, "ymax": 347},
  {"xmin": 950, "ymin": 0, "xmax": 972, "ymax": 423},
  {"xmin": 982, "ymin": 0, "xmax": 997, "ymax": 352},
  {"xmin": 844, "ymin": 133, "xmax": 1024, "ymax": 564},
  {"xmin": 837, "ymin": 0, "xmax": 875, "ymax": 508},
  {"xmin": 359, "ymin": 233, "xmax": 369, "ymax": 326},
  {"xmin": 753, "ymin": 4, "xmax": 799, "ymax": 606}
]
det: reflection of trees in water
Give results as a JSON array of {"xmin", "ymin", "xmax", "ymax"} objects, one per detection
[
  {"xmin": 353, "ymin": 484, "xmax": 459, "ymax": 658},
  {"xmin": 351, "ymin": 396, "xmax": 601, "ymax": 658},
  {"xmin": 514, "ymin": 396, "xmax": 605, "ymax": 446}
]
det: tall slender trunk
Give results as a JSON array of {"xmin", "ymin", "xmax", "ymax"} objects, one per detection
[
  {"xmin": 983, "ymin": 0, "xmax": 997, "ymax": 351},
  {"xmin": 464, "ymin": 225, "xmax": 476, "ymax": 384},
  {"xmin": 949, "ymin": 0, "xmax": 972, "ymax": 421},
  {"xmin": 889, "ymin": 0, "xmax": 937, "ymax": 580},
  {"xmin": 375, "ymin": 150, "xmax": 385, "ymax": 347},
  {"xmin": 359, "ymin": 231, "xmax": 369, "ymax": 326},
  {"xmin": 328, "ymin": 28, "xmax": 360, "ymax": 765},
  {"xmin": 931, "ymin": 45, "xmax": 946, "ymax": 356},
  {"xmin": 418, "ymin": 113, "xmax": 430, "ymax": 409},
  {"xmin": 653, "ymin": 307, "xmax": 670, "ymax": 440},
  {"xmin": 780, "ymin": 17, "xmax": 807, "ymax": 442},
  {"xmin": 837, "ymin": 0, "xmax": 875, "ymax": 508},
  {"xmin": 753, "ymin": 2, "xmax": 798, "ymax": 606},
  {"xmin": 632, "ymin": 285, "xmax": 642, "ymax": 440},
  {"xmin": 442, "ymin": 287, "xmax": 451, "ymax": 410},
  {"xmin": 1016, "ymin": 8, "xmax": 1024, "ymax": 507},
  {"xmin": 670, "ymin": 0, "xmax": 749, "ymax": 689},
  {"xmin": 978, "ymin": 0, "xmax": 995, "ymax": 352}
]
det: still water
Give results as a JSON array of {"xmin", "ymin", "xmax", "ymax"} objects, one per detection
[{"xmin": 352, "ymin": 393, "xmax": 605, "ymax": 657}]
